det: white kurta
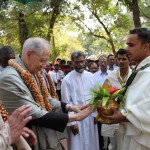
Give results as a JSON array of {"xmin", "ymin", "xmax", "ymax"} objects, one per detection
[
  {"xmin": 120, "ymin": 56, "xmax": 150, "ymax": 150},
  {"xmin": 61, "ymin": 70, "xmax": 99, "ymax": 150},
  {"xmin": 101, "ymin": 67, "xmax": 132, "ymax": 150},
  {"xmin": 107, "ymin": 67, "xmax": 132, "ymax": 89}
]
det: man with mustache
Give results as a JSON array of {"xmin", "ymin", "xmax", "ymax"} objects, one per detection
[
  {"xmin": 94, "ymin": 55, "xmax": 111, "ymax": 149},
  {"xmin": 101, "ymin": 28, "xmax": 150, "ymax": 150},
  {"xmin": 101, "ymin": 48, "xmax": 132, "ymax": 150},
  {"xmin": 61, "ymin": 51, "xmax": 99, "ymax": 150}
]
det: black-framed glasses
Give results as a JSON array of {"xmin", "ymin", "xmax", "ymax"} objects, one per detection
[{"xmin": 74, "ymin": 60, "xmax": 85, "ymax": 65}]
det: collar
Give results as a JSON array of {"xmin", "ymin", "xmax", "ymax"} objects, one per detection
[
  {"xmin": 73, "ymin": 69, "xmax": 85, "ymax": 76},
  {"xmin": 99, "ymin": 70, "xmax": 109, "ymax": 75},
  {"xmin": 15, "ymin": 56, "xmax": 28, "ymax": 71},
  {"xmin": 136, "ymin": 56, "xmax": 150, "ymax": 70}
]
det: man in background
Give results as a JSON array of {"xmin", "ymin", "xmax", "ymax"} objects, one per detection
[
  {"xmin": 94, "ymin": 55, "xmax": 111, "ymax": 149},
  {"xmin": 0, "ymin": 46, "xmax": 15, "ymax": 73},
  {"xmin": 61, "ymin": 51, "xmax": 99, "ymax": 150},
  {"xmin": 107, "ymin": 54, "xmax": 117, "ymax": 71},
  {"xmin": 102, "ymin": 48, "xmax": 132, "ymax": 150}
]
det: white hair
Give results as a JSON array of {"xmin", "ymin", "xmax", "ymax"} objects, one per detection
[{"xmin": 22, "ymin": 37, "xmax": 50, "ymax": 56}]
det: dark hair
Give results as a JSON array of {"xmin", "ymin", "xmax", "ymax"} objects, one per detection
[
  {"xmin": 116, "ymin": 48, "xmax": 129, "ymax": 59},
  {"xmin": 88, "ymin": 62, "xmax": 98, "ymax": 69},
  {"xmin": 71, "ymin": 51, "xmax": 85, "ymax": 61},
  {"xmin": 60, "ymin": 59, "xmax": 66, "ymax": 65},
  {"xmin": 0, "ymin": 46, "xmax": 15, "ymax": 57},
  {"xmin": 129, "ymin": 28, "xmax": 150, "ymax": 44},
  {"xmin": 107, "ymin": 54, "xmax": 115, "ymax": 61},
  {"xmin": 56, "ymin": 58, "xmax": 61, "ymax": 62},
  {"xmin": 0, "ymin": 46, "xmax": 15, "ymax": 67}
]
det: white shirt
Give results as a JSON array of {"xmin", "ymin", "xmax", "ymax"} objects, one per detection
[
  {"xmin": 94, "ymin": 69, "xmax": 111, "ymax": 88},
  {"xmin": 50, "ymin": 70, "xmax": 64, "ymax": 90}
]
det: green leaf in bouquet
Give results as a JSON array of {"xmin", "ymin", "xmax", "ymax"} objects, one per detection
[
  {"xmin": 118, "ymin": 87, "xmax": 126, "ymax": 94},
  {"xmin": 90, "ymin": 88, "xmax": 103, "ymax": 98},
  {"xmin": 102, "ymin": 97, "xmax": 109, "ymax": 107},
  {"xmin": 86, "ymin": 97, "xmax": 95, "ymax": 104},
  {"xmin": 92, "ymin": 97, "xmax": 100, "ymax": 109},
  {"xmin": 97, "ymin": 84, "xmax": 110, "ymax": 97},
  {"xmin": 90, "ymin": 88, "xmax": 101, "ymax": 95}
]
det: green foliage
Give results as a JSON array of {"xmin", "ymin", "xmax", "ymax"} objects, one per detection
[
  {"xmin": 0, "ymin": 0, "xmax": 149, "ymax": 59},
  {"xmin": 68, "ymin": 0, "xmax": 134, "ymax": 54},
  {"xmin": 139, "ymin": 0, "xmax": 150, "ymax": 27}
]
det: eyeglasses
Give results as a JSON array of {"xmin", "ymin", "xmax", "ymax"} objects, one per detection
[
  {"xmin": 39, "ymin": 59, "xmax": 49, "ymax": 65},
  {"xmin": 74, "ymin": 60, "xmax": 85, "ymax": 65},
  {"xmin": 34, "ymin": 52, "xmax": 49, "ymax": 65}
]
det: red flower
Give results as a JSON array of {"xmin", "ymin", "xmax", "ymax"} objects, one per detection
[{"xmin": 108, "ymin": 88, "xmax": 120, "ymax": 95}]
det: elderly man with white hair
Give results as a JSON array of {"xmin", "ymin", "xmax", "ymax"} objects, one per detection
[{"xmin": 0, "ymin": 37, "xmax": 94, "ymax": 150}]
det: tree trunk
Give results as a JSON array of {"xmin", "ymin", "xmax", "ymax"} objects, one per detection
[
  {"xmin": 132, "ymin": 0, "xmax": 141, "ymax": 27},
  {"xmin": 108, "ymin": 36, "xmax": 116, "ymax": 55},
  {"xmin": 18, "ymin": 11, "xmax": 28, "ymax": 48},
  {"xmin": 47, "ymin": 0, "xmax": 62, "ymax": 42}
]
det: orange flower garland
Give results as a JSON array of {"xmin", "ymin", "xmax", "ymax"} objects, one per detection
[
  {"xmin": 9, "ymin": 59, "xmax": 52, "ymax": 112},
  {"xmin": 0, "ymin": 104, "xmax": 8, "ymax": 121},
  {"xmin": 36, "ymin": 73, "xmax": 52, "ymax": 111},
  {"xmin": 44, "ymin": 71, "xmax": 59, "ymax": 100}
]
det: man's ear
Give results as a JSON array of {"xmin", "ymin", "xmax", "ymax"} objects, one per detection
[
  {"xmin": 27, "ymin": 50, "xmax": 33, "ymax": 57},
  {"xmin": 144, "ymin": 43, "xmax": 149, "ymax": 50}
]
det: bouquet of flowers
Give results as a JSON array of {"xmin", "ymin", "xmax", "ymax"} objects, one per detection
[{"xmin": 88, "ymin": 79, "xmax": 125, "ymax": 122}]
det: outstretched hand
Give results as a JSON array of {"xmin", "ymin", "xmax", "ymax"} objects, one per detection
[
  {"xmin": 8, "ymin": 105, "xmax": 32, "ymax": 144},
  {"xmin": 100, "ymin": 109, "xmax": 129, "ymax": 124},
  {"xmin": 70, "ymin": 104, "xmax": 90, "ymax": 113},
  {"xmin": 68, "ymin": 105, "xmax": 94, "ymax": 122}
]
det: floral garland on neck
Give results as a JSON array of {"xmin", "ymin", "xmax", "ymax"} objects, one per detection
[
  {"xmin": 9, "ymin": 59, "xmax": 52, "ymax": 112},
  {"xmin": 44, "ymin": 70, "xmax": 59, "ymax": 100},
  {"xmin": 116, "ymin": 68, "xmax": 129, "ymax": 86},
  {"xmin": 0, "ymin": 104, "xmax": 8, "ymax": 121}
]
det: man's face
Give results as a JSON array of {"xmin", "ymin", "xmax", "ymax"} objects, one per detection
[
  {"xmin": 28, "ymin": 49, "xmax": 50, "ymax": 74},
  {"xmin": 126, "ymin": 34, "xmax": 147, "ymax": 64},
  {"xmin": 89, "ymin": 63, "xmax": 98, "ymax": 74},
  {"xmin": 54, "ymin": 64, "xmax": 60, "ymax": 71},
  {"xmin": 108, "ymin": 55, "xmax": 115, "ymax": 67},
  {"xmin": 73, "ymin": 56, "xmax": 85, "ymax": 73},
  {"xmin": 99, "ymin": 57, "xmax": 107, "ymax": 72},
  {"xmin": 116, "ymin": 54, "xmax": 129, "ymax": 69}
]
